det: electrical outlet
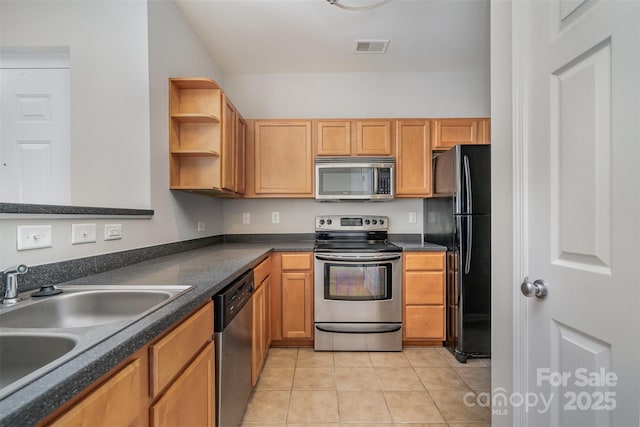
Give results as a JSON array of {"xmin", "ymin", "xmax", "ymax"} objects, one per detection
[
  {"xmin": 197, "ymin": 221, "xmax": 205, "ymax": 232},
  {"xmin": 17, "ymin": 225, "xmax": 52, "ymax": 250},
  {"xmin": 242, "ymin": 212, "xmax": 250, "ymax": 224},
  {"xmin": 272, "ymin": 212, "xmax": 280, "ymax": 224},
  {"xmin": 104, "ymin": 224, "xmax": 122, "ymax": 241},
  {"xmin": 72, "ymin": 224, "xmax": 97, "ymax": 244},
  {"xmin": 409, "ymin": 211, "xmax": 417, "ymax": 224}
]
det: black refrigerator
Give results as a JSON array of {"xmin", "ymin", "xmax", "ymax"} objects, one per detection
[{"xmin": 424, "ymin": 144, "xmax": 490, "ymax": 363}]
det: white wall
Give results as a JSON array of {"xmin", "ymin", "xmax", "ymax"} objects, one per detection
[
  {"xmin": 224, "ymin": 71, "xmax": 489, "ymax": 119},
  {"xmin": 0, "ymin": 0, "xmax": 226, "ymax": 267},
  {"xmin": 490, "ymin": 1, "xmax": 514, "ymax": 426},
  {"xmin": 223, "ymin": 198, "xmax": 423, "ymax": 235},
  {"xmin": 0, "ymin": 0, "xmax": 151, "ymax": 208}
]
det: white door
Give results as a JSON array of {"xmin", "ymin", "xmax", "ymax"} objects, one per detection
[
  {"xmin": 514, "ymin": 0, "xmax": 639, "ymax": 426},
  {"xmin": 0, "ymin": 66, "xmax": 70, "ymax": 204}
]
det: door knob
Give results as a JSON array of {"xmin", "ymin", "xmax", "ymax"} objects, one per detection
[{"xmin": 520, "ymin": 277, "xmax": 548, "ymax": 300}]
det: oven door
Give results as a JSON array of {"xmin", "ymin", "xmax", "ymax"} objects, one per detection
[{"xmin": 314, "ymin": 252, "xmax": 402, "ymax": 323}]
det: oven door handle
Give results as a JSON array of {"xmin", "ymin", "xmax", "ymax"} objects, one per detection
[
  {"xmin": 314, "ymin": 253, "xmax": 401, "ymax": 262},
  {"xmin": 315, "ymin": 324, "xmax": 402, "ymax": 334}
]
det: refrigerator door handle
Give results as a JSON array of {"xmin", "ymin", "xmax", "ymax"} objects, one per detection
[
  {"xmin": 465, "ymin": 216, "xmax": 472, "ymax": 274},
  {"xmin": 463, "ymin": 155, "xmax": 472, "ymax": 214}
]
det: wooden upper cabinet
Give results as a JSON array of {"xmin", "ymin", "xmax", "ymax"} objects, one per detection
[
  {"xmin": 168, "ymin": 78, "xmax": 244, "ymax": 196},
  {"xmin": 221, "ymin": 94, "xmax": 237, "ymax": 192},
  {"xmin": 432, "ymin": 118, "xmax": 491, "ymax": 150},
  {"xmin": 478, "ymin": 118, "xmax": 491, "ymax": 145},
  {"xmin": 355, "ymin": 120, "xmax": 393, "ymax": 155},
  {"xmin": 169, "ymin": 78, "xmax": 221, "ymax": 191},
  {"xmin": 395, "ymin": 120, "xmax": 431, "ymax": 197},
  {"xmin": 253, "ymin": 120, "xmax": 313, "ymax": 197},
  {"xmin": 315, "ymin": 121, "xmax": 352, "ymax": 155},
  {"xmin": 235, "ymin": 113, "xmax": 247, "ymax": 194},
  {"xmin": 315, "ymin": 119, "xmax": 393, "ymax": 156}
]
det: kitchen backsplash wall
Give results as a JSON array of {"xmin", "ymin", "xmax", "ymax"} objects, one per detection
[{"xmin": 222, "ymin": 198, "xmax": 423, "ymax": 235}]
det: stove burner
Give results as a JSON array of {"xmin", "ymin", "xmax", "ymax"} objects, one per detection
[{"xmin": 314, "ymin": 215, "xmax": 401, "ymax": 253}]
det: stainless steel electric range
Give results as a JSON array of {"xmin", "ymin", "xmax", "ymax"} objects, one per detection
[{"xmin": 313, "ymin": 215, "xmax": 403, "ymax": 351}]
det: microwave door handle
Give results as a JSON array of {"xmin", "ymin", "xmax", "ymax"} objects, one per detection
[{"xmin": 373, "ymin": 167, "xmax": 379, "ymax": 195}]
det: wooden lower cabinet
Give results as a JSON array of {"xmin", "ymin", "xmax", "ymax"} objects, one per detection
[
  {"xmin": 270, "ymin": 252, "xmax": 314, "ymax": 345},
  {"xmin": 252, "ymin": 257, "xmax": 272, "ymax": 385},
  {"xmin": 403, "ymin": 252, "xmax": 446, "ymax": 344},
  {"xmin": 150, "ymin": 343, "xmax": 214, "ymax": 427},
  {"xmin": 48, "ymin": 357, "xmax": 147, "ymax": 427},
  {"xmin": 42, "ymin": 302, "xmax": 215, "ymax": 427}
]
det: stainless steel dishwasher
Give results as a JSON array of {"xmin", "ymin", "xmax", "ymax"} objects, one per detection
[{"xmin": 213, "ymin": 270, "xmax": 254, "ymax": 427}]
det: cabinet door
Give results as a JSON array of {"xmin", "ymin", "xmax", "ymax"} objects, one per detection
[
  {"xmin": 281, "ymin": 272, "xmax": 313, "ymax": 339},
  {"xmin": 478, "ymin": 118, "xmax": 491, "ymax": 145},
  {"xmin": 263, "ymin": 276, "xmax": 272, "ymax": 351},
  {"xmin": 254, "ymin": 120, "xmax": 313, "ymax": 196},
  {"xmin": 251, "ymin": 284, "xmax": 266, "ymax": 387},
  {"xmin": 355, "ymin": 120, "xmax": 392, "ymax": 155},
  {"xmin": 235, "ymin": 113, "xmax": 247, "ymax": 194},
  {"xmin": 221, "ymin": 95, "xmax": 237, "ymax": 192},
  {"xmin": 149, "ymin": 302, "xmax": 214, "ymax": 397},
  {"xmin": 395, "ymin": 120, "xmax": 431, "ymax": 197},
  {"xmin": 49, "ymin": 359, "xmax": 145, "ymax": 427},
  {"xmin": 315, "ymin": 120, "xmax": 352, "ymax": 155},
  {"xmin": 151, "ymin": 343, "xmax": 214, "ymax": 427},
  {"xmin": 432, "ymin": 118, "xmax": 482, "ymax": 150}
]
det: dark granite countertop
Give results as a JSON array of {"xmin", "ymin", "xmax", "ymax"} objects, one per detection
[
  {"xmin": 393, "ymin": 241, "xmax": 448, "ymax": 251},
  {"xmin": 0, "ymin": 239, "xmax": 440, "ymax": 425}
]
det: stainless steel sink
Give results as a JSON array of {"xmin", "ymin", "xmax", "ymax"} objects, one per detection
[
  {"xmin": 1, "ymin": 289, "xmax": 178, "ymax": 328},
  {"xmin": 0, "ymin": 284, "xmax": 192, "ymax": 399},
  {"xmin": 0, "ymin": 334, "xmax": 77, "ymax": 390}
]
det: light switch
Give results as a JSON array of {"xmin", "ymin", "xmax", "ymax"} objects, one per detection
[
  {"xmin": 17, "ymin": 225, "xmax": 52, "ymax": 250},
  {"xmin": 72, "ymin": 224, "xmax": 97, "ymax": 244}
]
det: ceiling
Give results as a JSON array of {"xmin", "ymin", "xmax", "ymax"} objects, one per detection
[{"xmin": 172, "ymin": 0, "xmax": 490, "ymax": 75}]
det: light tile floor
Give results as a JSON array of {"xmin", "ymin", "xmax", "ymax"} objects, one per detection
[{"xmin": 241, "ymin": 347, "xmax": 491, "ymax": 427}]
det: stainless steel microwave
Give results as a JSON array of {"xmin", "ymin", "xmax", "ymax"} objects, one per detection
[{"xmin": 315, "ymin": 157, "xmax": 394, "ymax": 201}]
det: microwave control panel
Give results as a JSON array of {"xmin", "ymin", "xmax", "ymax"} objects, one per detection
[{"xmin": 377, "ymin": 168, "xmax": 392, "ymax": 194}]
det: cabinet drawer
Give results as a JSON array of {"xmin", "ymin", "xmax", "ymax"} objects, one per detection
[
  {"xmin": 49, "ymin": 359, "xmax": 143, "ymax": 427},
  {"xmin": 405, "ymin": 271, "xmax": 445, "ymax": 305},
  {"xmin": 254, "ymin": 256, "xmax": 271, "ymax": 288},
  {"xmin": 150, "ymin": 302, "xmax": 214, "ymax": 397},
  {"xmin": 404, "ymin": 252, "xmax": 445, "ymax": 271},
  {"xmin": 281, "ymin": 253, "xmax": 312, "ymax": 271},
  {"xmin": 405, "ymin": 305, "xmax": 445, "ymax": 340}
]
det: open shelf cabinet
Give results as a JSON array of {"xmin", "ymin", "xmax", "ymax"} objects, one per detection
[{"xmin": 169, "ymin": 78, "xmax": 227, "ymax": 192}]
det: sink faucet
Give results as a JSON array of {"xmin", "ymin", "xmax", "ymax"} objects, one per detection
[{"xmin": 2, "ymin": 264, "xmax": 28, "ymax": 305}]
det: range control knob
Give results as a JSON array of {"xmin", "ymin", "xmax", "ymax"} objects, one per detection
[
  {"xmin": 372, "ymin": 219, "xmax": 378, "ymax": 225},
  {"xmin": 364, "ymin": 219, "xmax": 370, "ymax": 225},
  {"xmin": 326, "ymin": 219, "xmax": 332, "ymax": 225},
  {"xmin": 379, "ymin": 219, "xmax": 385, "ymax": 225},
  {"xmin": 319, "ymin": 219, "xmax": 325, "ymax": 225}
]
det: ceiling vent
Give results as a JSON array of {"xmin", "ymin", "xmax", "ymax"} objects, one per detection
[{"xmin": 353, "ymin": 39, "xmax": 389, "ymax": 54}]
